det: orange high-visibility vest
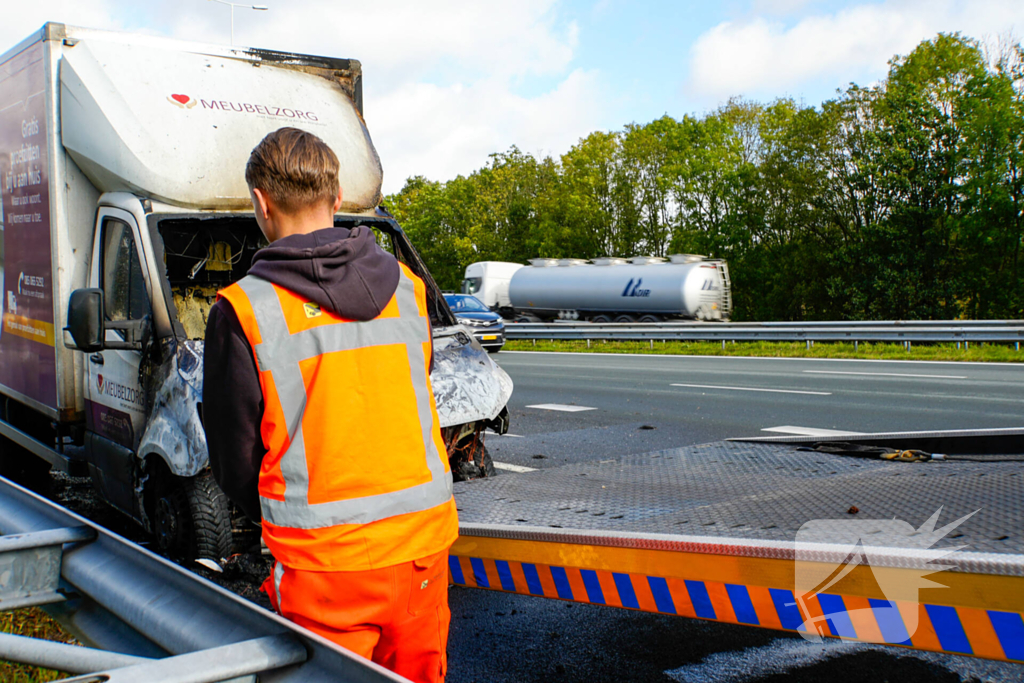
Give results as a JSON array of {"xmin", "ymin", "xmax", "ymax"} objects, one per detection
[{"xmin": 218, "ymin": 262, "xmax": 458, "ymax": 571}]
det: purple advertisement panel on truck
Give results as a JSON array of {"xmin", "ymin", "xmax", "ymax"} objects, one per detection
[{"xmin": 0, "ymin": 41, "xmax": 56, "ymax": 410}]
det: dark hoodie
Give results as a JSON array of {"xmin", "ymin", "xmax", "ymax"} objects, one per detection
[{"xmin": 202, "ymin": 227, "xmax": 400, "ymax": 521}]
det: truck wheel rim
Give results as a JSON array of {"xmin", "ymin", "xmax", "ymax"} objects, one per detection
[{"xmin": 155, "ymin": 495, "xmax": 182, "ymax": 551}]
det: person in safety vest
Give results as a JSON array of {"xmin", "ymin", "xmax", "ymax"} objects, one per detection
[{"xmin": 202, "ymin": 127, "xmax": 459, "ymax": 683}]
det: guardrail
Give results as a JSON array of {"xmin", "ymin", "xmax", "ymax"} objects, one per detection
[
  {"xmin": 0, "ymin": 476, "xmax": 405, "ymax": 682},
  {"xmin": 504, "ymin": 320, "xmax": 1024, "ymax": 346}
]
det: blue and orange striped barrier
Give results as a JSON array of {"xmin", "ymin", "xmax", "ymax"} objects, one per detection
[{"xmin": 450, "ymin": 525, "xmax": 1024, "ymax": 663}]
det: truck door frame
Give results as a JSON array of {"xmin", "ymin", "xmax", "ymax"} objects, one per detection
[{"xmin": 82, "ymin": 205, "xmax": 156, "ymax": 519}]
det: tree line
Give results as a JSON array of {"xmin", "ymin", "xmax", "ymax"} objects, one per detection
[{"xmin": 384, "ymin": 34, "xmax": 1024, "ymax": 321}]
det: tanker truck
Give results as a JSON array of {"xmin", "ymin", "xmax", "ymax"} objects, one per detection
[
  {"xmin": 0, "ymin": 23, "xmax": 512, "ymax": 562},
  {"xmin": 463, "ymin": 256, "xmax": 732, "ymax": 322}
]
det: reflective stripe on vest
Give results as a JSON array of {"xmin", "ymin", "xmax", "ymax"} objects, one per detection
[{"xmin": 234, "ymin": 270, "xmax": 453, "ymax": 530}]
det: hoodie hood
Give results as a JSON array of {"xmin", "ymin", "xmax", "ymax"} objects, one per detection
[{"xmin": 248, "ymin": 226, "xmax": 400, "ymax": 321}]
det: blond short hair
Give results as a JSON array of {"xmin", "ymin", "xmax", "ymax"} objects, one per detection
[{"xmin": 245, "ymin": 127, "xmax": 340, "ymax": 212}]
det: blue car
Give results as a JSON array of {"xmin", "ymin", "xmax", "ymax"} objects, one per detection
[{"xmin": 444, "ymin": 294, "xmax": 505, "ymax": 353}]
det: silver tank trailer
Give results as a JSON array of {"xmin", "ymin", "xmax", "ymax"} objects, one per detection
[{"xmin": 508, "ymin": 256, "xmax": 730, "ymax": 320}]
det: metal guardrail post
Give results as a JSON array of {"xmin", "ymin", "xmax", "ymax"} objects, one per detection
[{"xmin": 0, "ymin": 526, "xmax": 95, "ymax": 611}]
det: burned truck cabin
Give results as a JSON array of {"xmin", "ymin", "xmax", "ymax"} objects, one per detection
[
  {"xmin": 155, "ymin": 216, "xmax": 266, "ymax": 340},
  {"xmin": 151, "ymin": 213, "xmax": 456, "ymax": 341}
]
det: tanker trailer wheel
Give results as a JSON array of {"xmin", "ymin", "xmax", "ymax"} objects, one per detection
[
  {"xmin": 590, "ymin": 315, "xmax": 611, "ymax": 323},
  {"xmin": 638, "ymin": 314, "xmax": 661, "ymax": 323},
  {"xmin": 152, "ymin": 469, "xmax": 233, "ymax": 562},
  {"xmin": 614, "ymin": 315, "xmax": 636, "ymax": 323}
]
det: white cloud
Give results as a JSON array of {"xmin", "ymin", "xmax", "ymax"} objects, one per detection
[
  {"xmin": 160, "ymin": 0, "xmax": 579, "ymax": 84},
  {"xmin": 688, "ymin": 0, "xmax": 1024, "ymax": 104},
  {"xmin": 751, "ymin": 0, "xmax": 823, "ymax": 16},
  {"xmin": 0, "ymin": 1, "xmax": 125, "ymax": 53},
  {"xmin": 3, "ymin": 0, "xmax": 603, "ymax": 192},
  {"xmin": 371, "ymin": 69, "xmax": 605, "ymax": 190}
]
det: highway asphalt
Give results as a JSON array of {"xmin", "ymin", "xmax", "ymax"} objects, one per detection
[{"xmin": 446, "ymin": 351, "xmax": 1024, "ymax": 683}]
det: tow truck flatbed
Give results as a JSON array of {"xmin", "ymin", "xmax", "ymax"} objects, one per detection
[{"xmin": 450, "ymin": 434, "xmax": 1024, "ymax": 664}]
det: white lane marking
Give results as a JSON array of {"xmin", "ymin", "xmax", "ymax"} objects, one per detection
[
  {"xmin": 501, "ymin": 350, "xmax": 1024, "ymax": 367},
  {"xmin": 802, "ymin": 370, "xmax": 966, "ymax": 379},
  {"xmin": 761, "ymin": 425, "xmax": 865, "ymax": 437},
  {"xmin": 670, "ymin": 383, "xmax": 832, "ymax": 396},
  {"xmin": 526, "ymin": 403, "xmax": 597, "ymax": 412},
  {"xmin": 492, "ymin": 462, "xmax": 538, "ymax": 473},
  {"xmin": 485, "ymin": 430, "xmax": 524, "ymax": 438}
]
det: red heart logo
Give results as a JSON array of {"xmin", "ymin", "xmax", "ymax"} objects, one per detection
[{"xmin": 171, "ymin": 94, "xmax": 190, "ymax": 104}]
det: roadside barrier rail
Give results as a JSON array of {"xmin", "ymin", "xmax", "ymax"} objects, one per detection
[
  {"xmin": 505, "ymin": 320, "xmax": 1024, "ymax": 345},
  {"xmin": 0, "ymin": 476, "xmax": 406, "ymax": 683}
]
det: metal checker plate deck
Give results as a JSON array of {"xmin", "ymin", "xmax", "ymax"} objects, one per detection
[{"xmin": 453, "ymin": 442, "xmax": 1024, "ymax": 558}]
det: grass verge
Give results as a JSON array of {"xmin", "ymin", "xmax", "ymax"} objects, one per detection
[
  {"xmin": 504, "ymin": 339, "xmax": 1024, "ymax": 362},
  {"xmin": 0, "ymin": 608, "xmax": 73, "ymax": 682}
]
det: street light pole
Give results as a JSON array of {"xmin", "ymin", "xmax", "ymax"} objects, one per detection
[{"xmin": 207, "ymin": 0, "xmax": 269, "ymax": 46}]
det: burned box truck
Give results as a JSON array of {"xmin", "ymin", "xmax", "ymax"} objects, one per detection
[{"xmin": 0, "ymin": 24, "xmax": 512, "ymax": 561}]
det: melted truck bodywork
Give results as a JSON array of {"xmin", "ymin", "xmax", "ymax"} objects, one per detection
[
  {"xmin": 138, "ymin": 341, "xmax": 207, "ymax": 479},
  {"xmin": 431, "ymin": 328, "xmax": 513, "ymax": 429}
]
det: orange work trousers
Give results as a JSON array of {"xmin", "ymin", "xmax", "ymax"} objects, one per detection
[{"xmin": 263, "ymin": 548, "xmax": 451, "ymax": 683}]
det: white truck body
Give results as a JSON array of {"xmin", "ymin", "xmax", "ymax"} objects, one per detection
[
  {"xmin": 0, "ymin": 24, "xmax": 511, "ymax": 559},
  {"xmin": 461, "ymin": 261, "xmax": 523, "ymax": 309}
]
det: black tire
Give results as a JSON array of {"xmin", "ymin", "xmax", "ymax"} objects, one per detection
[
  {"xmin": 614, "ymin": 314, "xmax": 636, "ymax": 323},
  {"xmin": 186, "ymin": 471, "xmax": 234, "ymax": 561},
  {"xmin": 153, "ymin": 470, "xmax": 233, "ymax": 561},
  {"xmin": 590, "ymin": 315, "xmax": 611, "ymax": 323},
  {"xmin": 638, "ymin": 314, "xmax": 661, "ymax": 323},
  {"xmin": 486, "ymin": 345, "xmax": 503, "ymax": 354}
]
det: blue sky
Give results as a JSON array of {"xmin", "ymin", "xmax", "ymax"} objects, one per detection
[{"xmin": 4, "ymin": 1, "xmax": 1023, "ymax": 192}]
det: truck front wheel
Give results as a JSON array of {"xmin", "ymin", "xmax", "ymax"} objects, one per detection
[{"xmin": 152, "ymin": 470, "xmax": 232, "ymax": 562}]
